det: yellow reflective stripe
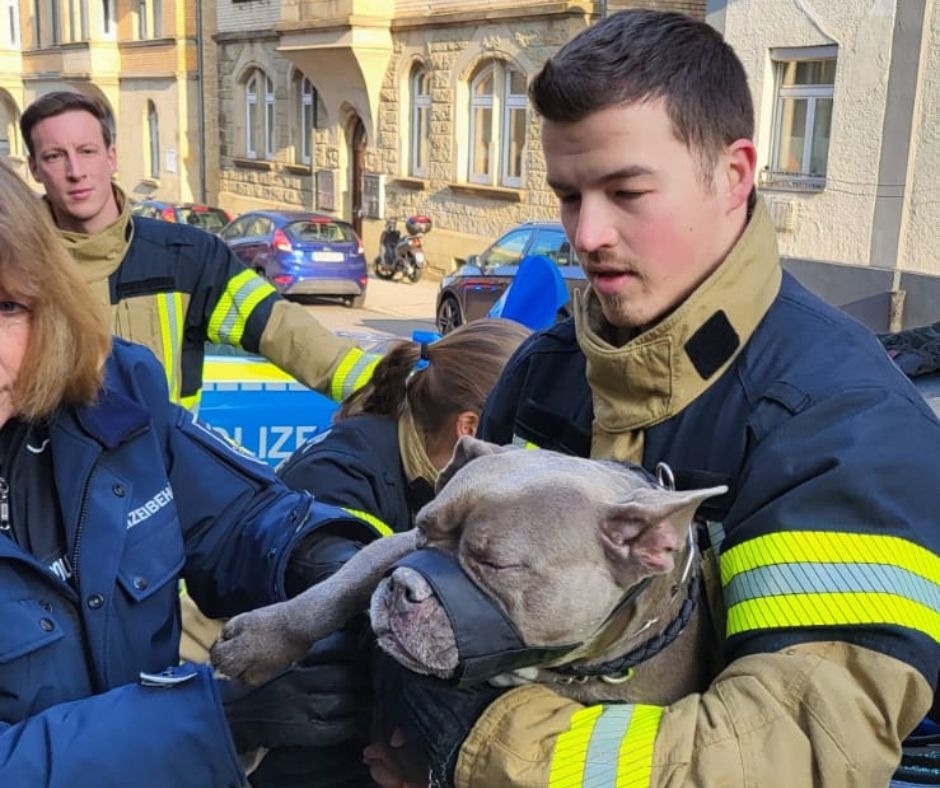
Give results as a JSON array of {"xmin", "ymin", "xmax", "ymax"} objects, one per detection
[
  {"xmin": 330, "ymin": 349, "xmax": 381, "ymax": 402},
  {"xmin": 720, "ymin": 531, "xmax": 940, "ymax": 587},
  {"xmin": 180, "ymin": 391, "xmax": 202, "ymax": 412},
  {"xmin": 340, "ymin": 507, "xmax": 393, "ymax": 538},
  {"xmin": 331, "ymin": 348, "xmax": 363, "ymax": 402},
  {"xmin": 207, "ymin": 269, "xmax": 276, "ymax": 347},
  {"xmin": 178, "ymin": 579, "xmax": 187, "ymax": 597},
  {"xmin": 512, "ymin": 434, "xmax": 539, "ymax": 450},
  {"xmin": 234, "ymin": 282, "xmax": 275, "ymax": 347},
  {"xmin": 549, "ymin": 705, "xmax": 604, "ymax": 787},
  {"xmin": 548, "ymin": 704, "xmax": 663, "ymax": 788},
  {"xmin": 727, "ymin": 591, "xmax": 940, "ymax": 642},
  {"xmin": 721, "ymin": 531, "xmax": 940, "ymax": 642},
  {"xmin": 616, "ymin": 705, "xmax": 663, "ymax": 787},
  {"xmin": 156, "ymin": 291, "xmax": 184, "ymax": 403}
]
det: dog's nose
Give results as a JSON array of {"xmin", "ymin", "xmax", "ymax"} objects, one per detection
[{"xmin": 390, "ymin": 567, "xmax": 434, "ymax": 604}]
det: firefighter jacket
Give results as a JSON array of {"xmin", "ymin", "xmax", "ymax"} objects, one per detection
[
  {"xmin": 0, "ymin": 337, "xmax": 360, "ymax": 786},
  {"xmin": 277, "ymin": 413, "xmax": 434, "ymax": 536},
  {"xmin": 56, "ymin": 188, "xmax": 379, "ymax": 409},
  {"xmin": 462, "ymin": 199, "xmax": 940, "ymax": 787}
]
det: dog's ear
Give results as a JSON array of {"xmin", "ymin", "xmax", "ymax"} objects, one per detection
[
  {"xmin": 599, "ymin": 485, "xmax": 727, "ymax": 578},
  {"xmin": 436, "ymin": 435, "xmax": 517, "ymax": 493}
]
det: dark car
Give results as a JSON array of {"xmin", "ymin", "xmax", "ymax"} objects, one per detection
[
  {"xmin": 436, "ymin": 221, "xmax": 586, "ymax": 333},
  {"xmin": 220, "ymin": 211, "xmax": 368, "ymax": 308},
  {"xmin": 131, "ymin": 200, "xmax": 232, "ymax": 235}
]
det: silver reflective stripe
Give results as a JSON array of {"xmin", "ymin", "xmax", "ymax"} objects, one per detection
[
  {"xmin": 707, "ymin": 520, "xmax": 726, "ymax": 555},
  {"xmin": 724, "ymin": 561, "xmax": 939, "ymax": 610},
  {"xmin": 338, "ymin": 352, "xmax": 378, "ymax": 399},
  {"xmin": 582, "ymin": 705, "xmax": 635, "ymax": 785}
]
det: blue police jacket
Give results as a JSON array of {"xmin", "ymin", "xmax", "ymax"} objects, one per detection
[
  {"xmin": 277, "ymin": 414, "xmax": 434, "ymax": 536},
  {"xmin": 0, "ymin": 339, "xmax": 321, "ymax": 787}
]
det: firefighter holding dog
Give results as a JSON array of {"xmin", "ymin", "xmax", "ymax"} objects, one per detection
[{"xmin": 368, "ymin": 10, "xmax": 940, "ymax": 787}]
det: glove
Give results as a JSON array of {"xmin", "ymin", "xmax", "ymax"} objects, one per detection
[
  {"xmin": 222, "ymin": 622, "xmax": 371, "ymax": 753},
  {"xmin": 373, "ymin": 650, "xmax": 505, "ymax": 787},
  {"xmin": 249, "ymin": 741, "xmax": 373, "ymax": 788}
]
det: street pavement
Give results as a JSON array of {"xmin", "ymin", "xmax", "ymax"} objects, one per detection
[{"xmin": 300, "ymin": 273, "xmax": 440, "ymax": 342}]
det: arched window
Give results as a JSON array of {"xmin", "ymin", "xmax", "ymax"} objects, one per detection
[
  {"xmin": 147, "ymin": 100, "xmax": 159, "ymax": 177},
  {"xmin": 467, "ymin": 60, "xmax": 527, "ymax": 188},
  {"xmin": 244, "ymin": 68, "xmax": 275, "ymax": 160},
  {"xmin": 410, "ymin": 65, "xmax": 430, "ymax": 178}
]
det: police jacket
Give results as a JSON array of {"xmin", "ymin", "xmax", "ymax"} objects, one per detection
[
  {"xmin": 458, "ymin": 202, "xmax": 940, "ymax": 787},
  {"xmin": 277, "ymin": 414, "xmax": 434, "ymax": 536},
  {"xmin": 0, "ymin": 339, "xmax": 337, "ymax": 787},
  {"xmin": 60, "ymin": 192, "xmax": 378, "ymax": 410}
]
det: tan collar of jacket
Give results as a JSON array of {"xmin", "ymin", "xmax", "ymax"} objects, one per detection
[
  {"xmin": 398, "ymin": 399, "xmax": 439, "ymax": 488},
  {"xmin": 53, "ymin": 184, "xmax": 133, "ymax": 284},
  {"xmin": 574, "ymin": 198, "xmax": 782, "ymax": 463}
]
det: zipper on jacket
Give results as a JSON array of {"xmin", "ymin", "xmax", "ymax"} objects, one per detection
[
  {"xmin": 71, "ymin": 456, "xmax": 103, "ymax": 690},
  {"xmin": 0, "ymin": 475, "xmax": 9, "ymax": 532}
]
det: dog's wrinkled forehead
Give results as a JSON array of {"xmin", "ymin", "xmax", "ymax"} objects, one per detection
[{"xmin": 439, "ymin": 449, "xmax": 656, "ymax": 508}]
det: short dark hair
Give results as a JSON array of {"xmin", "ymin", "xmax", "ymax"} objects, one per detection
[
  {"xmin": 529, "ymin": 10, "xmax": 754, "ymax": 174},
  {"xmin": 20, "ymin": 91, "xmax": 115, "ymax": 156}
]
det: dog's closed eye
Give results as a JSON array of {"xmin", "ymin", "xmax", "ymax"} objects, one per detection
[{"xmin": 464, "ymin": 546, "xmax": 528, "ymax": 572}]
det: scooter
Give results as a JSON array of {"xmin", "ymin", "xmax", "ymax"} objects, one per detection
[{"xmin": 374, "ymin": 215, "xmax": 432, "ymax": 283}]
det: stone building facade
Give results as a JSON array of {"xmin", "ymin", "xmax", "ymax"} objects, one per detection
[
  {"xmin": 213, "ymin": 0, "xmax": 706, "ymax": 276},
  {"xmin": 0, "ymin": 0, "xmax": 215, "ymax": 206}
]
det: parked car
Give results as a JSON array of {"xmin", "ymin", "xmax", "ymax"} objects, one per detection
[
  {"xmin": 220, "ymin": 211, "xmax": 368, "ymax": 308},
  {"xmin": 131, "ymin": 200, "xmax": 232, "ymax": 235},
  {"xmin": 435, "ymin": 221, "xmax": 586, "ymax": 334}
]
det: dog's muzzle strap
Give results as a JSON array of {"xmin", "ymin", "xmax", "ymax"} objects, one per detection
[{"xmin": 392, "ymin": 548, "xmax": 579, "ymax": 686}]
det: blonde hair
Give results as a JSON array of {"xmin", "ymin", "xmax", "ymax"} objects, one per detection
[{"xmin": 0, "ymin": 160, "xmax": 110, "ymax": 419}]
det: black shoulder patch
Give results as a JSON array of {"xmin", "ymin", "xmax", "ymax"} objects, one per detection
[{"xmin": 684, "ymin": 311, "xmax": 740, "ymax": 380}]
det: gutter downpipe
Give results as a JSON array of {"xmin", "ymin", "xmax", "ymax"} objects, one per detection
[{"xmin": 195, "ymin": 0, "xmax": 207, "ymax": 203}]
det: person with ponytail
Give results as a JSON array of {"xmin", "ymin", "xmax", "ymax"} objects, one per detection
[{"xmin": 276, "ymin": 318, "xmax": 530, "ymax": 537}]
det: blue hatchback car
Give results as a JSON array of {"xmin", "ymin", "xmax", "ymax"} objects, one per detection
[{"xmin": 221, "ymin": 210, "xmax": 368, "ymax": 307}]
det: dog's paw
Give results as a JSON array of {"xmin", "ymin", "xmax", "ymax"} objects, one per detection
[{"xmin": 209, "ymin": 608, "xmax": 306, "ymax": 685}]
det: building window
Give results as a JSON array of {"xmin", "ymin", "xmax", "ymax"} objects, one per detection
[
  {"xmin": 50, "ymin": 0, "xmax": 60, "ymax": 43},
  {"xmin": 0, "ymin": 92, "xmax": 19, "ymax": 158},
  {"xmin": 6, "ymin": 0, "xmax": 20, "ymax": 45},
  {"xmin": 101, "ymin": 0, "xmax": 113, "ymax": 35},
  {"xmin": 296, "ymin": 75, "xmax": 315, "ymax": 165},
  {"xmin": 766, "ymin": 48, "xmax": 836, "ymax": 190},
  {"xmin": 410, "ymin": 65, "xmax": 430, "ymax": 178},
  {"xmin": 468, "ymin": 61, "xmax": 527, "ymax": 188},
  {"xmin": 501, "ymin": 68, "xmax": 526, "ymax": 188},
  {"xmin": 32, "ymin": 0, "xmax": 40, "ymax": 46},
  {"xmin": 147, "ymin": 100, "xmax": 159, "ymax": 178},
  {"xmin": 152, "ymin": 0, "xmax": 161, "ymax": 37},
  {"xmin": 67, "ymin": 0, "xmax": 88, "ymax": 42},
  {"xmin": 244, "ymin": 69, "xmax": 274, "ymax": 160},
  {"xmin": 264, "ymin": 74, "xmax": 275, "ymax": 160},
  {"xmin": 137, "ymin": 0, "xmax": 147, "ymax": 38}
]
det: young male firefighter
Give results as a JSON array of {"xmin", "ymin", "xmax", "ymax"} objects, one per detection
[
  {"xmin": 21, "ymin": 90, "xmax": 380, "ymax": 411},
  {"xmin": 367, "ymin": 10, "xmax": 940, "ymax": 787}
]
